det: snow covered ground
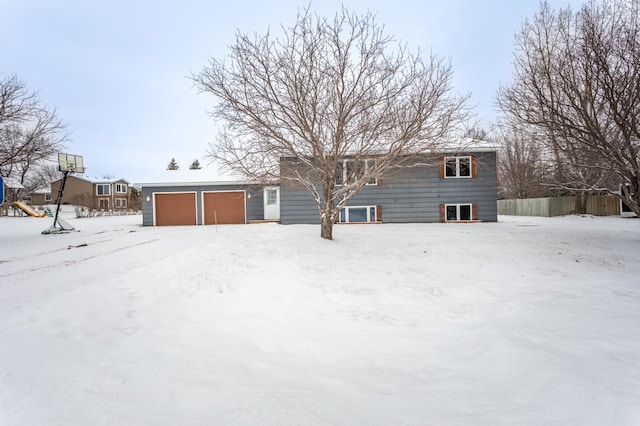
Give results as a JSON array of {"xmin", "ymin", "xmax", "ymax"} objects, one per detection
[{"xmin": 1, "ymin": 209, "xmax": 639, "ymax": 425}]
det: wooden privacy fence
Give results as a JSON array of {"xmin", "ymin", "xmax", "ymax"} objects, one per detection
[{"xmin": 498, "ymin": 195, "xmax": 620, "ymax": 217}]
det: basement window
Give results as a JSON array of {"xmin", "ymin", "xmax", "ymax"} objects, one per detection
[
  {"xmin": 339, "ymin": 205, "xmax": 379, "ymax": 223},
  {"xmin": 446, "ymin": 204, "xmax": 472, "ymax": 221}
]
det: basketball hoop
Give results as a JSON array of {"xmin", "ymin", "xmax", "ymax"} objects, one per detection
[
  {"xmin": 46, "ymin": 152, "xmax": 85, "ymax": 235},
  {"xmin": 58, "ymin": 153, "xmax": 85, "ymax": 174}
]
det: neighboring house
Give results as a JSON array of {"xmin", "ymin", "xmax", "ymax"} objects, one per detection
[
  {"xmin": 50, "ymin": 175, "xmax": 132, "ymax": 211},
  {"xmin": 30, "ymin": 188, "xmax": 52, "ymax": 205},
  {"xmin": 139, "ymin": 145, "xmax": 498, "ymax": 226}
]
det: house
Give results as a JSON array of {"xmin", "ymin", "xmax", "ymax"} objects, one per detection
[
  {"xmin": 30, "ymin": 188, "xmax": 52, "ymax": 205},
  {"xmin": 50, "ymin": 175, "xmax": 132, "ymax": 211},
  {"xmin": 137, "ymin": 169, "xmax": 272, "ymax": 226},
  {"xmin": 280, "ymin": 147, "xmax": 498, "ymax": 224},
  {"xmin": 138, "ymin": 145, "xmax": 497, "ymax": 226}
]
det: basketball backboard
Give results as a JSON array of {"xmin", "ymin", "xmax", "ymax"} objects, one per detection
[{"xmin": 58, "ymin": 153, "xmax": 85, "ymax": 173}]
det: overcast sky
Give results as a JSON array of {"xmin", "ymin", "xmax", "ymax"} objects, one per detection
[{"xmin": 1, "ymin": 0, "xmax": 582, "ymax": 182}]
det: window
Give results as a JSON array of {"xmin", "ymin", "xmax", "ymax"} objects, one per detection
[
  {"xmin": 445, "ymin": 203, "xmax": 472, "ymax": 221},
  {"xmin": 44, "ymin": 194, "xmax": 52, "ymax": 202},
  {"xmin": 115, "ymin": 183, "xmax": 127, "ymax": 194},
  {"xmin": 98, "ymin": 199, "xmax": 109, "ymax": 209},
  {"xmin": 96, "ymin": 184, "xmax": 110, "ymax": 195},
  {"xmin": 116, "ymin": 198, "xmax": 127, "ymax": 208},
  {"xmin": 336, "ymin": 159, "xmax": 377, "ymax": 186},
  {"xmin": 266, "ymin": 188, "xmax": 278, "ymax": 206},
  {"xmin": 444, "ymin": 156, "xmax": 472, "ymax": 178},
  {"xmin": 339, "ymin": 205, "xmax": 380, "ymax": 223}
]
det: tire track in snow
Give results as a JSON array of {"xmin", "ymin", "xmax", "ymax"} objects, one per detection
[{"xmin": 2, "ymin": 239, "xmax": 160, "ymax": 278}]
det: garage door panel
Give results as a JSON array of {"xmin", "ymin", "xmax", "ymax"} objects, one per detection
[
  {"xmin": 204, "ymin": 191, "xmax": 245, "ymax": 225},
  {"xmin": 155, "ymin": 193, "xmax": 197, "ymax": 226}
]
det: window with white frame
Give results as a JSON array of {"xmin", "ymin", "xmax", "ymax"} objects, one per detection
[
  {"xmin": 266, "ymin": 188, "xmax": 278, "ymax": 206},
  {"xmin": 339, "ymin": 205, "xmax": 378, "ymax": 223},
  {"xmin": 445, "ymin": 156, "xmax": 472, "ymax": 178},
  {"xmin": 96, "ymin": 184, "xmax": 110, "ymax": 195},
  {"xmin": 445, "ymin": 203, "xmax": 472, "ymax": 221},
  {"xmin": 116, "ymin": 198, "xmax": 127, "ymax": 208},
  {"xmin": 336, "ymin": 159, "xmax": 377, "ymax": 186},
  {"xmin": 115, "ymin": 183, "xmax": 127, "ymax": 194},
  {"xmin": 44, "ymin": 193, "xmax": 52, "ymax": 202}
]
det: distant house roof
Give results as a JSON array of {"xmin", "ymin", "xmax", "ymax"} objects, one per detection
[
  {"xmin": 2, "ymin": 177, "xmax": 24, "ymax": 189},
  {"xmin": 51, "ymin": 175, "xmax": 130, "ymax": 185},
  {"xmin": 32, "ymin": 188, "xmax": 51, "ymax": 194}
]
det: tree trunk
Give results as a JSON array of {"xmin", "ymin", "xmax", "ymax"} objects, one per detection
[
  {"xmin": 574, "ymin": 191, "xmax": 588, "ymax": 214},
  {"xmin": 320, "ymin": 213, "xmax": 333, "ymax": 240}
]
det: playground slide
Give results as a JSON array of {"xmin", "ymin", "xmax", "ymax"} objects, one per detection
[{"xmin": 13, "ymin": 201, "xmax": 47, "ymax": 218}]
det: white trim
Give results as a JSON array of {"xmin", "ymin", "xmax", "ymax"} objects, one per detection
[
  {"xmin": 444, "ymin": 156, "xmax": 472, "ymax": 179},
  {"xmin": 265, "ymin": 187, "xmax": 278, "ymax": 206},
  {"xmin": 339, "ymin": 205, "xmax": 378, "ymax": 223},
  {"xmin": 139, "ymin": 180, "xmax": 255, "ymax": 187},
  {"xmin": 336, "ymin": 158, "xmax": 377, "ymax": 186},
  {"xmin": 264, "ymin": 186, "xmax": 280, "ymax": 220},
  {"xmin": 444, "ymin": 203, "xmax": 473, "ymax": 221},
  {"xmin": 96, "ymin": 183, "xmax": 111, "ymax": 195},
  {"xmin": 115, "ymin": 183, "xmax": 128, "ymax": 194},
  {"xmin": 98, "ymin": 198, "xmax": 109, "ymax": 210}
]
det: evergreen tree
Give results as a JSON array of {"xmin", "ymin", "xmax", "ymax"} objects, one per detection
[
  {"xmin": 167, "ymin": 158, "xmax": 179, "ymax": 170},
  {"xmin": 189, "ymin": 159, "xmax": 202, "ymax": 170}
]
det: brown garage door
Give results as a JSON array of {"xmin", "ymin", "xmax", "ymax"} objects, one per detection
[
  {"xmin": 154, "ymin": 193, "xmax": 197, "ymax": 226},
  {"xmin": 203, "ymin": 191, "xmax": 246, "ymax": 225}
]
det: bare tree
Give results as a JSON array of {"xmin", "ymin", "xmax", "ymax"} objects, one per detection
[
  {"xmin": 0, "ymin": 74, "xmax": 38, "ymax": 126},
  {"xmin": 23, "ymin": 161, "xmax": 63, "ymax": 194},
  {"xmin": 192, "ymin": 6, "xmax": 470, "ymax": 239},
  {"xmin": 0, "ymin": 74, "xmax": 69, "ymax": 191},
  {"xmin": 497, "ymin": 0, "xmax": 640, "ymax": 216},
  {"xmin": 496, "ymin": 125, "xmax": 550, "ymax": 199}
]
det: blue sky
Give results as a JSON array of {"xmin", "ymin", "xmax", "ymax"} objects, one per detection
[{"xmin": 1, "ymin": 0, "xmax": 582, "ymax": 181}]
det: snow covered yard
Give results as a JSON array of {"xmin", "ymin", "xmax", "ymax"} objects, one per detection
[{"xmin": 1, "ymin": 211, "xmax": 639, "ymax": 425}]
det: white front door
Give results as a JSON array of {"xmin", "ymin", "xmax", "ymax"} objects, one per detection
[{"xmin": 263, "ymin": 187, "xmax": 280, "ymax": 220}]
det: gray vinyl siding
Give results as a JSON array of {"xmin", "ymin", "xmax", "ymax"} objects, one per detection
[
  {"xmin": 141, "ymin": 184, "xmax": 264, "ymax": 226},
  {"xmin": 280, "ymin": 152, "xmax": 497, "ymax": 224}
]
